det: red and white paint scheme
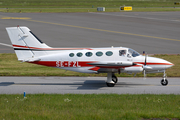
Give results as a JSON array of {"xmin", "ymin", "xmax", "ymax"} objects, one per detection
[{"xmin": 6, "ymin": 26, "xmax": 174, "ymax": 87}]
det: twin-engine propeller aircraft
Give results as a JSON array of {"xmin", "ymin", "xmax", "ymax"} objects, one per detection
[{"xmin": 6, "ymin": 26, "xmax": 174, "ymax": 87}]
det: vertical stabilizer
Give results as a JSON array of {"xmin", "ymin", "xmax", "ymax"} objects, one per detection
[{"xmin": 6, "ymin": 26, "xmax": 51, "ymax": 61}]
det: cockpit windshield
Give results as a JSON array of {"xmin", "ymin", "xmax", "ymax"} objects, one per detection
[{"xmin": 128, "ymin": 48, "xmax": 140, "ymax": 57}]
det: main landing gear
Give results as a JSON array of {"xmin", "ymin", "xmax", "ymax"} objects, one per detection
[
  {"xmin": 106, "ymin": 72, "xmax": 118, "ymax": 87},
  {"xmin": 161, "ymin": 70, "xmax": 168, "ymax": 86}
]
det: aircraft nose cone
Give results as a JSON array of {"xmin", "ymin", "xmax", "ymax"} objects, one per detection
[
  {"xmin": 157, "ymin": 58, "xmax": 174, "ymax": 69},
  {"xmin": 165, "ymin": 60, "xmax": 174, "ymax": 69},
  {"xmin": 146, "ymin": 57, "xmax": 174, "ymax": 70}
]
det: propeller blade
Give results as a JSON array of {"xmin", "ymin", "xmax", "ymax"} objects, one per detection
[
  {"xmin": 143, "ymin": 51, "xmax": 147, "ymax": 79},
  {"xmin": 144, "ymin": 52, "xmax": 147, "ymax": 66},
  {"xmin": 143, "ymin": 70, "xmax": 146, "ymax": 80}
]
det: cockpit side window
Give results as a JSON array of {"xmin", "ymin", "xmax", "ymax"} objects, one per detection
[
  {"xmin": 128, "ymin": 48, "xmax": 140, "ymax": 57},
  {"xmin": 119, "ymin": 50, "xmax": 126, "ymax": 56}
]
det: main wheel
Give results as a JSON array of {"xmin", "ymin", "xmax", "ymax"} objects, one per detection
[
  {"xmin": 161, "ymin": 79, "xmax": 168, "ymax": 86},
  {"xmin": 106, "ymin": 82, "xmax": 115, "ymax": 87},
  {"xmin": 112, "ymin": 75, "xmax": 118, "ymax": 83}
]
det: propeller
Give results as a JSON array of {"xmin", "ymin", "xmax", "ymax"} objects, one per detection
[
  {"xmin": 143, "ymin": 53, "xmax": 147, "ymax": 79},
  {"xmin": 142, "ymin": 52, "xmax": 152, "ymax": 79}
]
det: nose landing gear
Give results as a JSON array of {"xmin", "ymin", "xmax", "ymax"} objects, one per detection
[{"xmin": 161, "ymin": 70, "xmax": 168, "ymax": 86}]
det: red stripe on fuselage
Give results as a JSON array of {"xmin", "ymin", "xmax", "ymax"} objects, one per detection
[
  {"xmin": 135, "ymin": 62, "xmax": 173, "ymax": 65},
  {"xmin": 89, "ymin": 67, "xmax": 100, "ymax": 71},
  {"xmin": 31, "ymin": 61, "xmax": 95, "ymax": 67},
  {"xmin": 13, "ymin": 45, "xmax": 28, "ymax": 48},
  {"xmin": 30, "ymin": 61, "xmax": 172, "ymax": 68},
  {"xmin": 32, "ymin": 61, "xmax": 56, "ymax": 67}
]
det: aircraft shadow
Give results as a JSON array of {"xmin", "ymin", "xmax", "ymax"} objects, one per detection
[
  {"xmin": 0, "ymin": 80, "xmax": 149, "ymax": 90},
  {"xmin": 77, "ymin": 80, "xmax": 149, "ymax": 90},
  {"xmin": 0, "ymin": 82, "xmax": 84, "ymax": 86},
  {"xmin": 77, "ymin": 80, "xmax": 107, "ymax": 90},
  {"xmin": 0, "ymin": 80, "xmax": 107, "ymax": 89},
  {"xmin": 0, "ymin": 82, "xmax": 15, "ymax": 86}
]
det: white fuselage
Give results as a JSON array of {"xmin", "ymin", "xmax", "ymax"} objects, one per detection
[{"xmin": 31, "ymin": 47, "xmax": 173, "ymax": 74}]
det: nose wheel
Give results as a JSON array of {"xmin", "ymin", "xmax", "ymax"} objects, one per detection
[
  {"xmin": 161, "ymin": 70, "xmax": 168, "ymax": 86},
  {"xmin": 161, "ymin": 79, "xmax": 168, "ymax": 86}
]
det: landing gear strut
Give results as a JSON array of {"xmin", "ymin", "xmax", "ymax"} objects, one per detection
[
  {"xmin": 161, "ymin": 70, "xmax": 168, "ymax": 86},
  {"xmin": 106, "ymin": 72, "xmax": 118, "ymax": 87}
]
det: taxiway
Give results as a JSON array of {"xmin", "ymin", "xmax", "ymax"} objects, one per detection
[
  {"xmin": 0, "ymin": 12, "xmax": 180, "ymax": 54},
  {"xmin": 0, "ymin": 77, "xmax": 179, "ymax": 94}
]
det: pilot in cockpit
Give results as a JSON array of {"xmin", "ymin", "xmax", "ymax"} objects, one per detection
[{"xmin": 119, "ymin": 50, "xmax": 126, "ymax": 56}]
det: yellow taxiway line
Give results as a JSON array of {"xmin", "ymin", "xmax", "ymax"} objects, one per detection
[
  {"xmin": 1, "ymin": 17, "xmax": 31, "ymax": 20},
  {"xmin": 27, "ymin": 19, "xmax": 180, "ymax": 42},
  {"xmin": 1, "ymin": 14, "xmax": 180, "ymax": 42}
]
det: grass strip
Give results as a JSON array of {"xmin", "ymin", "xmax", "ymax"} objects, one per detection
[
  {"xmin": 1, "ymin": 0, "xmax": 180, "ymax": 12},
  {"xmin": 0, "ymin": 0, "xmax": 180, "ymax": 8},
  {"xmin": 0, "ymin": 94, "xmax": 180, "ymax": 120},
  {"xmin": 0, "ymin": 53, "xmax": 179, "ymax": 77},
  {"xmin": 1, "ymin": 7, "xmax": 180, "ymax": 13}
]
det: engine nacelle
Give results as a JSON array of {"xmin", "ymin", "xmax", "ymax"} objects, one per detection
[{"xmin": 121, "ymin": 66, "xmax": 143, "ymax": 73}]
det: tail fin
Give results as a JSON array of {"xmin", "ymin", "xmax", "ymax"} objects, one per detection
[{"xmin": 6, "ymin": 26, "xmax": 50, "ymax": 61}]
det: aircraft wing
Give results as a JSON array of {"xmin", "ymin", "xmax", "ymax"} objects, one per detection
[
  {"xmin": 87, "ymin": 61, "xmax": 137, "ymax": 72},
  {"xmin": 88, "ymin": 61, "xmax": 136, "ymax": 70}
]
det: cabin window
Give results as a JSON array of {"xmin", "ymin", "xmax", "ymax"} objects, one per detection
[
  {"xmin": 77, "ymin": 52, "xmax": 83, "ymax": 57},
  {"xmin": 106, "ymin": 51, "xmax": 113, "ymax": 56},
  {"xmin": 69, "ymin": 53, "xmax": 74, "ymax": 57},
  {"xmin": 85, "ymin": 52, "xmax": 93, "ymax": 57},
  {"xmin": 96, "ymin": 51, "xmax": 103, "ymax": 57},
  {"xmin": 119, "ymin": 50, "xmax": 126, "ymax": 56}
]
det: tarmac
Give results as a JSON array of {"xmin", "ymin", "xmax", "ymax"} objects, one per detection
[
  {"xmin": 0, "ymin": 77, "xmax": 179, "ymax": 94},
  {"xmin": 0, "ymin": 12, "xmax": 180, "ymax": 54}
]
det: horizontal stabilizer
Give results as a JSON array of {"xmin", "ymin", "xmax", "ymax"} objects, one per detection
[
  {"xmin": 19, "ymin": 57, "xmax": 41, "ymax": 62},
  {"xmin": 19, "ymin": 33, "xmax": 28, "ymax": 37}
]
